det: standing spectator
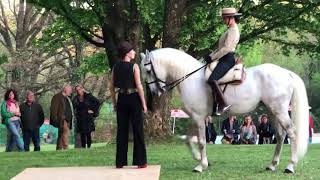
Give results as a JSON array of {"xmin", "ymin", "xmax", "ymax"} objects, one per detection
[
  {"xmin": 205, "ymin": 116, "xmax": 217, "ymax": 144},
  {"xmin": 240, "ymin": 115, "xmax": 257, "ymax": 144},
  {"xmin": 1, "ymin": 89, "xmax": 24, "ymax": 152},
  {"xmin": 20, "ymin": 91, "xmax": 44, "ymax": 151},
  {"xmin": 309, "ymin": 112, "xmax": 314, "ymax": 144},
  {"xmin": 73, "ymin": 85, "xmax": 100, "ymax": 148},
  {"xmin": 257, "ymin": 114, "xmax": 273, "ymax": 144},
  {"xmin": 50, "ymin": 84, "xmax": 74, "ymax": 150},
  {"xmin": 221, "ymin": 115, "xmax": 240, "ymax": 144},
  {"xmin": 110, "ymin": 41, "xmax": 148, "ymax": 168}
]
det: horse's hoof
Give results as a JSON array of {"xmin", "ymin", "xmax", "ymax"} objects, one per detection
[
  {"xmin": 284, "ymin": 168, "xmax": 294, "ymax": 174},
  {"xmin": 193, "ymin": 165, "xmax": 203, "ymax": 173},
  {"xmin": 266, "ymin": 166, "xmax": 276, "ymax": 172},
  {"xmin": 192, "ymin": 169, "xmax": 201, "ymax": 173},
  {"xmin": 284, "ymin": 164, "xmax": 295, "ymax": 173},
  {"xmin": 208, "ymin": 162, "xmax": 211, "ymax": 166}
]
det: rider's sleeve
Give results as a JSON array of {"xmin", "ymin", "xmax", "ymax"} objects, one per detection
[{"xmin": 209, "ymin": 28, "xmax": 239, "ymax": 61}]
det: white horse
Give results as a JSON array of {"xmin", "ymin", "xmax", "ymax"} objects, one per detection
[{"xmin": 140, "ymin": 48, "xmax": 309, "ymax": 173}]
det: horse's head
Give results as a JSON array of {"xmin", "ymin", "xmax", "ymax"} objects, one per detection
[{"xmin": 140, "ymin": 50, "xmax": 166, "ymax": 97}]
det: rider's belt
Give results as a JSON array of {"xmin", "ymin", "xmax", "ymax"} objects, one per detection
[{"xmin": 118, "ymin": 88, "xmax": 138, "ymax": 94}]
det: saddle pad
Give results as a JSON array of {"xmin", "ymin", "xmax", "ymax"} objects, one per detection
[{"xmin": 205, "ymin": 59, "xmax": 244, "ymax": 84}]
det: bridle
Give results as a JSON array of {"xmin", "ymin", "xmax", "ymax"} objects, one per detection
[
  {"xmin": 143, "ymin": 53, "xmax": 207, "ymax": 94},
  {"xmin": 143, "ymin": 54, "xmax": 166, "ymax": 93}
]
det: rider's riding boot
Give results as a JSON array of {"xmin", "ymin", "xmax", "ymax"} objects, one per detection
[{"xmin": 209, "ymin": 80, "xmax": 231, "ymax": 116}]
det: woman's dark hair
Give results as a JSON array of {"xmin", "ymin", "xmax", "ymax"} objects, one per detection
[
  {"xmin": 261, "ymin": 114, "xmax": 268, "ymax": 119},
  {"xmin": 4, "ymin": 89, "xmax": 19, "ymax": 101},
  {"xmin": 118, "ymin": 41, "xmax": 134, "ymax": 59}
]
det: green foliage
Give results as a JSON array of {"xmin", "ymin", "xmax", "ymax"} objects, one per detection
[
  {"xmin": 0, "ymin": 125, "xmax": 7, "ymax": 146},
  {"xmin": 33, "ymin": 17, "xmax": 83, "ymax": 52},
  {"xmin": 0, "ymin": 54, "xmax": 8, "ymax": 65},
  {"xmin": 261, "ymin": 42, "xmax": 310, "ymax": 77},
  {"xmin": 80, "ymin": 52, "xmax": 109, "ymax": 75},
  {"xmin": 38, "ymin": 92, "xmax": 55, "ymax": 118},
  {"xmin": 136, "ymin": 0, "xmax": 164, "ymax": 36},
  {"xmin": 169, "ymin": 89, "xmax": 183, "ymax": 108},
  {"xmin": 179, "ymin": 4, "xmax": 223, "ymax": 52},
  {"xmin": 237, "ymin": 41, "xmax": 263, "ymax": 67}
]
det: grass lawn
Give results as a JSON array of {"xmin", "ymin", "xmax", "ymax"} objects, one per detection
[{"xmin": 0, "ymin": 142, "xmax": 319, "ymax": 180}]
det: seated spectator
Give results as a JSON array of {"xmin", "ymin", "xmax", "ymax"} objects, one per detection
[
  {"xmin": 240, "ymin": 115, "xmax": 257, "ymax": 144},
  {"xmin": 257, "ymin": 114, "xmax": 273, "ymax": 144},
  {"xmin": 309, "ymin": 111, "xmax": 314, "ymax": 144},
  {"xmin": 221, "ymin": 115, "xmax": 240, "ymax": 144},
  {"xmin": 205, "ymin": 116, "xmax": 217, "ymax": 144}
]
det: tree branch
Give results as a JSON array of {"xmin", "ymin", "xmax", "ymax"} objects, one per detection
[{"xmin": 56, "ymin": 1, "xmax": 105, "ymax": 47}]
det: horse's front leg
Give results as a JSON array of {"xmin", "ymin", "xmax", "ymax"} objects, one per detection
[
  {"xmin": 186, "ymin": 122, "xmax": 201, "ymax": 161},
  {"xmin": 193, "ymin": 120, "xmax": 208, "ymax": 173}
]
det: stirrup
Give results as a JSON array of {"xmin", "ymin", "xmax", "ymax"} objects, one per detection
[{"xmin": 215, "ymin": 105, "xmax": 231, "ymax": 116}]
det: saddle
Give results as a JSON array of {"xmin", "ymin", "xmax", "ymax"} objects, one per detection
[{"xmin": 205, "ymin": 57, "xmax": 245, "ymax": 85}]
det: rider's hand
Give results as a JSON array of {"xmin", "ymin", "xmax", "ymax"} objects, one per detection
[{"xmin": 203, "ymin": 55, "xmax": 212, "ymax": 64}]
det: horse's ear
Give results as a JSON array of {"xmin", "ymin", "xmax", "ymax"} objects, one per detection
[
  {"xmin": 140, "ymin": 52, "xmax": 146, "ymax": 60},
  {"xmin": 145, "ymin": 49, "xmax": 150, "ymax": 57}
]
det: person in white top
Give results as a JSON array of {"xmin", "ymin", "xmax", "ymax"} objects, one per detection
[{"xmin": 203, "ymin": 8, "xmax": 242, "ymax": 116}]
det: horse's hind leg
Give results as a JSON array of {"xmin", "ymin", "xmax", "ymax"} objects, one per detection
[
  {"xmin": 276, "ymin": 111, "xmax": 297, "ymax": 173},
  {"xmin": 267, "ymin": 109, "xmax": 297, "ymax": 173},
  {"xmin": 266, "ymin": 122, "xmax": 286, "ymax": 171},
  {"xmin": 186, "ymin": 122, "xmax": 201, "ymax": 161}
]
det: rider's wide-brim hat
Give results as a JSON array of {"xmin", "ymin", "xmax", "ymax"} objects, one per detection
[{"xmin": 220, "ymin": 8, "xmax": 242, "ymax": 17}]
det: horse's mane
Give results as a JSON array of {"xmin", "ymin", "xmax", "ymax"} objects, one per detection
[{"xmin": 150, "ymin": 48, "xmax": 203, "ymax": 79}]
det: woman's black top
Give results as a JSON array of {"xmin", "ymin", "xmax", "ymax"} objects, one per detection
[{"xmin": 113, "ymin": 61, "xmax": 136, "ymax": 89}]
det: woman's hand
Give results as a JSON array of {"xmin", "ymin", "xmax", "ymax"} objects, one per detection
[
  {"xmin": 142, "ymin": 104, "xmax": 148, "ymax": 113},
  {"xmin": 14, "ymin": 111, "xmax": 21, "ymax": 117}
]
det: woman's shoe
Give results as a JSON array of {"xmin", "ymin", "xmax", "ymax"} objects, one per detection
[
  {"xmin": 116, "ymin": 165, "xmax": 123, "ymax": 169},
  {"xmin": 138, "ymin": 164, "xmax": 147, "ymax": 169}
]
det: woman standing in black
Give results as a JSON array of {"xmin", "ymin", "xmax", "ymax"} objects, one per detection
[
  {"xmin": 111, "ymin": 41, "xmax": 148, "ymax": 168},
  {"xmin": 73, "ymin": 85, "xmax": 100, "ymax": 148}
]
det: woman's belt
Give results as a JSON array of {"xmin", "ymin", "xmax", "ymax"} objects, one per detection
[{"xmin": 118, "ymin": 88, "xmax": 138, "ymax": 94}]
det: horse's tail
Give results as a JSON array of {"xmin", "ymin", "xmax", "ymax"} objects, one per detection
[{"xmin": 291, "ymin": 72, "xmax": 309, "ymax": 159}]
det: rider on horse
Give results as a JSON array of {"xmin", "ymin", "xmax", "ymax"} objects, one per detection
[{"xmin": 204, "ymin": 7, "xmax": 242, "ymax": 116}]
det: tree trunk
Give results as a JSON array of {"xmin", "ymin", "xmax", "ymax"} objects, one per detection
[
  {"xmin": 162, "ymin": 0, "xmax": 187, "ymax": 48},
  {"xmin": 144, "ymin": 0, "xmax": 188, "ymax": 138}
]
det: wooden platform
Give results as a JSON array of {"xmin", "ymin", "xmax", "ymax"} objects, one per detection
[{"xmin": 12, "ymin": 166, "xmax": 161, "ymax": 180}]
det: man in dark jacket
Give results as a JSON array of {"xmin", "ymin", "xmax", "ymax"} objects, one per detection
[
  {"xmin": 50, "ymin": 84, "xmax": 74, "ymax": 150},
  {"xmin": 20, "ymin": 90, "xmax": 44, "ymax": 151},
  {"xmin": 221, "ymin": 115, "xmax": 240, "ymax": 144}
]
